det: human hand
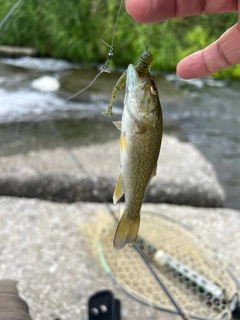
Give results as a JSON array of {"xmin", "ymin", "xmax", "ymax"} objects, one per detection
[{"xmin": 125, "ymin": 0, "xmax": 240, "ymax": 79}]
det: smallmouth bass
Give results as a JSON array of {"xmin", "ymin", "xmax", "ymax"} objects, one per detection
[{"xmin": 104, "ymin": 51, "xmax": 163, "ymax": 250}]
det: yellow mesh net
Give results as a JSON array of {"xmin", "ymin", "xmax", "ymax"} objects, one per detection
[{"xmin": 80, "ymin": 210, "xmax": 239, "ymax": 320}]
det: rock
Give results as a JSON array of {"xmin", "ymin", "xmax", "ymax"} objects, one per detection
[
  {"xmin": 0, "ymin": 46, "xmax": 38, "ymax": 58},
  {"xmin": 0, "ymin": 197, "xmax": 239, "ymax": 320},
  {"xmin": 0, "ymin": 135, "xmax": 225, "ymax": 207},
  {"xmin": 31, "ymin": 76, "xmax": 60, "ymax": 92}
]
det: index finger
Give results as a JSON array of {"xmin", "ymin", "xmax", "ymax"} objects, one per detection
[{"xmin": 125, "ymin": 0, "xmax": 238, "ymax": 23}]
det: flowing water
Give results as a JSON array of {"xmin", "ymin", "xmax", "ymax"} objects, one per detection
[
  {"xmin": 165, "ymin": 75, "xmax": 240, "ymax": 210},
  {"xmin": 0, "ymin": 57, "xmax": 239, "ymax": 209}
]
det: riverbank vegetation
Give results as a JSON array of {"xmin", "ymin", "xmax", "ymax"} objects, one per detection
[{"xmin": 0, "ymin": 0, "xmax": 239, "ymax": 79}]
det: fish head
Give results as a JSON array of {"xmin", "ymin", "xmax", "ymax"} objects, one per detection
[{"xmin": 125, "ymin": 64, "xmax": 161, "ymax": 128}]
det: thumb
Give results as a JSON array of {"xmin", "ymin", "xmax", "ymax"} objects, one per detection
[{"xmin": 177, "ymin": 23, "xmax": 240, "ymax": 79}]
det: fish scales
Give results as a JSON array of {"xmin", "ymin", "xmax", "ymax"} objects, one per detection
[{"xmin": 105, "ymin": 50, "xmax": 163, "ymax": 250}]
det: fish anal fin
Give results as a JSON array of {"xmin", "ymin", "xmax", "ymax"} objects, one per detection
[
  {"xmin": 113, "ymin": 174, "xmax": 124, "ymax": 204},
  {"xmin": 113, "ymin": 121, "xmax": 122, "ymax": 131},
  {"xmin": 113, "ymin": 212, "xmax": 140, "ymax": 250}
]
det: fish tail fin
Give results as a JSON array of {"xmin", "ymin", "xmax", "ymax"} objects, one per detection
[{"xmin": 113, "ymin": 211, "xmax": 140, "ymax": 250}]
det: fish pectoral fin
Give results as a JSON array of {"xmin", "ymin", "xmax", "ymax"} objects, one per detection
[
  {"xmin": 136, "ymin": 125, "xmax": 148, "ymax": 134},
  {"xmin": 113, "ymin": 121, "xmax": 122, "ymax": 131},
  {"xmin": 113, "ymin": 212, "xmax": 140, "ymax": 250},
  {"xmin": 113, "ymin": 174, "xmax": 124, "ymax": 204},
  {"xmin": 134, "ymin": 118, "xmax": 152, "ymax": 134}
]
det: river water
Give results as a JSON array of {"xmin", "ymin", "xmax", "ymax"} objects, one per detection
[{"xmin": 0, "ymin": 57, "xmax": 239, "ymax": 209}]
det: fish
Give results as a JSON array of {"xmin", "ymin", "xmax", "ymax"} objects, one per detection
[{"xmin": 104, "ymin": 50, "xmax": 163, "ymax": 250}]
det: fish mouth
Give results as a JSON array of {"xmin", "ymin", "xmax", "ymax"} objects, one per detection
[{"xmin": 127, "ymin": 64, "xmax": 147, "ymax": 90}]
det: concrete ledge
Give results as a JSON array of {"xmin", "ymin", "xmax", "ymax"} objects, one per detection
[
  {"xmin": 0, "ymin": 135, "xmax": 225, "ymax": 207},
  {"xmin": 0, "ymin": 197, "xmax": 239, "ymax": 320}
]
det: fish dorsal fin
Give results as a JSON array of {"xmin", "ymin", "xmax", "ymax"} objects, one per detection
[
  {"xmin": 113, "ymin": 174, "xmax": 124, "ymax": 204},
  {"xmin": 113, "ymin": 121, "xmax": 122, "ymax": 131}
]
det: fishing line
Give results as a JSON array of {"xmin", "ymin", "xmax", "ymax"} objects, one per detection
[
  {"xmin": 109, "ymin": 0, "xmax": 123, "ymax": 50},
  {"xmin": 66, "ymin": 0, "xmax": 124, "ymax": 102},
  {"xmin": 0, "ymin": 0, "xmax": 24, "ymax": 36},
  {"xmin": 47, "ymin": 120, "xmax": 116, "ymax": 216},
  {"xmin": 47, "ymin": 121, "xmax": 117, "ymax": 320},
  {"xmin": 146, "ymin": 0, "xmax": 154, "ymax": 51},
  {"xmin": 65, "ymin": 70, "xmax": 110, "ymax": 102}
]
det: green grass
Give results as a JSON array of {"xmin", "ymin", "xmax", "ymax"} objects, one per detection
[{"xmin": 0, "ymin": 0, "xmax": 239, "ymax": 79}]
